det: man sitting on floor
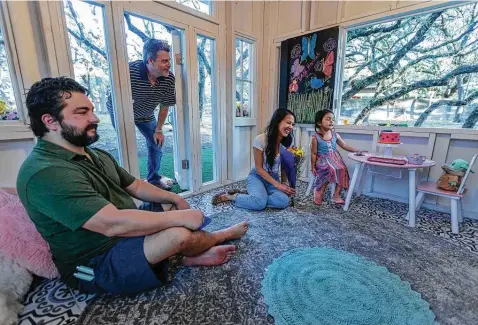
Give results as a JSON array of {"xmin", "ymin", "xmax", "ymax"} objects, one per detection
[{"xmin": 16, "ymin": 77, "xmax": 248, "ymax": 295}]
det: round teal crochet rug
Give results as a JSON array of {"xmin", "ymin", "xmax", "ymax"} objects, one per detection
[{"xmin": 261, "ymin": 247, "xmax": 436, "ymax": 325}]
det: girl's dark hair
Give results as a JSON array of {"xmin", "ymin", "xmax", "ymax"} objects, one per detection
[
  {"xmin": 314, "ymin": 109, "xmax": 334, "ymax": 132},
  {"xmin": 264, "ymin": 109, "xmax": 296, "ymax": 170},
  {"xmin": 26, "ymin": 77, "xmax": 89, "ymax": 137}
]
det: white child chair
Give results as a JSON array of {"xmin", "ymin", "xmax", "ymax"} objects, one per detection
[{"xmin": 407, "ymin": 154, "xmax": 477, "ymax": 234}]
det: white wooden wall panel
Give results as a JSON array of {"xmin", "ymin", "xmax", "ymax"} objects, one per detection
[
  {"xmin": 233, "ymin": 1, "xmax": 253, "ymax": 35},
  {"xmin": 339, "ymin": 1, "xmax": 393, "ymax": 22},
  {"xmin": 0, "ymin": 140, "xmax": 34, "ymax": 187},
  {"xmin": 310, "ymin": 1, "xmax": 340, "ymax": 30},
  {"xmin": 277, "ymin": 1, "xmax": 304, "ymax": 37},
  {"xmin": 396, "ymin": 1, "xmax": 431, "ymax": 9},
  {"xmin": 233, "ymin": 127, "xmax": 253, "ymax": 179}
]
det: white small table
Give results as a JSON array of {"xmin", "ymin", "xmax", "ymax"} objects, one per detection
[{"xmin": 344, "ymin": 153, "xmax": 436, "ymax": 228}]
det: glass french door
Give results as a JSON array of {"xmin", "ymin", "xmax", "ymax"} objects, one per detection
[
  {"xmin": 113, "ymin": 2, "xmax": 222, "ymax": 194},
  {"xmin": 57, "ymin": 1, "xmax": 224, "ymax": 195},
  {"xmin": 195, "ymin": 33, "xmax": 218, "ymax": 185},
  {"xmin": 61, "ymin": 0, "xmax": 126, "ymax": 166},
  {"xmin": 117, "ymin": 11, "xmax": 191, "ymax": 193}
]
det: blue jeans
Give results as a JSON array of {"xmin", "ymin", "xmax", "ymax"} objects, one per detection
[
  {"xmin": 108, "ymin": 108, "xmax": 162, "ymax": 185},
  {"xmin": 135, "ymin": 120, "xmax": 162, "ymax": 184},
  {"xmin": 235, "ymin": 169, "xmax": 289, "ymax": 211}
]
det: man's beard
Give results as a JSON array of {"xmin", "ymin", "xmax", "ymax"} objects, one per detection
[{"xmin": 60, "ymin": 121, "xmax": 99, "ymax": 147}]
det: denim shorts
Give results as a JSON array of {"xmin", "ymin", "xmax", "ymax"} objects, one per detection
[{"xmin": 77, "ymin": 202, "xmax": 168, "ymax": 295}]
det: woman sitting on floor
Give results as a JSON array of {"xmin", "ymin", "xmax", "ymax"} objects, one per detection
[{"xmin": 212, "ymin": 109, "xmax": 296, "ymax": 210}]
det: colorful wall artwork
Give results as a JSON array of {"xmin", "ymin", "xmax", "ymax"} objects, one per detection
[{"xmin": 279, "ymin": 27, "xmax": 339, "ymax": 123}]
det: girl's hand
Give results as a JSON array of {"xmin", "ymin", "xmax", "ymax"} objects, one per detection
[
  {"xmin": 276, "ymin": 183, "xmax": 296, "ymax": 196},
  {"xmin": 311, "ymin": 168, "xmax": 317, "ymax": 176}
]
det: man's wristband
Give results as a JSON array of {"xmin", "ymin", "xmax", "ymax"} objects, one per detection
[{"xmin": 155, "ymin": 130, "xmax": 163, "ymax": 134}]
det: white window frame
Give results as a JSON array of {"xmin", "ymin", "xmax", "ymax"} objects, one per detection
[
  {"xmin": 0, "ymin": 1, "xmax": 31, "ymax": 139},
  {"xmin": 234, "ymin": 34, "xmax": 256, "ymax": 126},
  {"xmin": 335, "ymin": 1, "xmax": 478, "ymax": 134},
  {"xmin": 157, "ymin": 0, "xmax": 216, "ymax": 22}
]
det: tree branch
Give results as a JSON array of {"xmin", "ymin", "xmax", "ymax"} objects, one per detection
[
  {"xmin": 415, "ymin": 19, "xmax": 478, "ymax": 53},
  {"xmin": 124, "ymin": 14, "xmax": 149, "ymax": 42},
  {"xmin": 67, "ymin": 28, "xmax": 106, "ymax": 59},
  {"xmin": 414, "ymin": 90, "xmax": 478, "ymax": 126},
  {"xmin": 66, "ymin": 1, "xmax": 106, "ymax": 59},
  {"xmin": 352, "ymin": 64, "xmax": 478, "ymax": 124},
  {"xmin": 462, "ymin": 105, "xmax": 478, "ymax": 128},
  {"xmin": 343, "ymin": 11, "xmax": 443, "ymax": 101},
  {"xmin": 347, "ymin": 20, "xmax": 403, "ymax": 40},
  {"xmin": 197, "ymin": 38, "xmax": 211, "ymax": 75}
]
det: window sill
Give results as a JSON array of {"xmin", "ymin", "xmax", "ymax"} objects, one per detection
[
  {"xmin": 0, "ymin": 122, "xmax": 35, "ymax": 141},
  {"xmin": 154, "ymin": 1, "xmax": 218, "ymax": 25},
  {"xmin": 234, "ymin": 117, "xmax": 256, "ymax": 127},
  {"xmin": 296, "ymin": 123, "xmax": 478, "ymax": 137}
]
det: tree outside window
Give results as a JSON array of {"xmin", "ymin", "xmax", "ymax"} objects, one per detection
[
  {"xmin": 176, "ymin": 0, "xmax": 211, "ymax": 15},
  {"xmin": 236, "ymin": 38, "xmax": 252, "ymax": 118},
  {"xmin": 341, "ymin": 3, "xmax": 478, "ymax": 129},
  {"xmin": 0, "ymin": 23, "xmax": 19, "ymax": 121}
]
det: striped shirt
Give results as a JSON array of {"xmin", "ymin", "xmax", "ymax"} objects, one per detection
[{"xmin": 107, "ymin": 60, "xmax": 176, "ymax": 123}]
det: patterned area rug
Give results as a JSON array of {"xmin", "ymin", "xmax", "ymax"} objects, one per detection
[
  {"xmin": 77, "ymin": 192, "xmax": 478, "ymax": 325},
  {"xmin": 18, "ymin": 277, "xmax": 94, "ymax": 325},
  {"xmin": 262, "ymin": 247, "xmax": 436, "ymax": 325},
  {"xmin": 18, "ymin": 181, "xmax": 478, "ymax": 325}
]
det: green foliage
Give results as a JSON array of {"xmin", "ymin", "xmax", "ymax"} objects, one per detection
[
  {"xmin": 138, "ymin": 148, "xmax": 214, "ymax": 193},
  {"xmin": 287, "ymin": 88, "xmax": 332, "ymax": 123}
]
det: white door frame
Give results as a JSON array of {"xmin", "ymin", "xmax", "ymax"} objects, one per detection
[
  {"xmin": 113, "ymin": 1, "xmax": 226, "ymax": 195},
  {"xmin": 41, "ymin": 0, "xmax": 228, "ymax": 197},
  {"xmin": 189, "ymin": 27, "xmax": 222, "ymax": 193},
  {"xmin": 39, "ymin": 0, "xmax": 133, "ymax": 171}
]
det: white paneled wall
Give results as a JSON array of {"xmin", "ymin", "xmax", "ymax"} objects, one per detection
[
  {"xmin": 233, "ymin": 127, "xmax": 253, "ymax": 180},
  {"xmin": 0, "ymin": 139, "xmax": 35, "ymax": 187}
]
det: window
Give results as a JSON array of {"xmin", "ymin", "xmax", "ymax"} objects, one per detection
[
  {"xmin": 175, "ymin": 0, "xmax": 212, "ymax": 15},
  {"xmin": 197, "ymin": 34, "xmax": 217, "ymax": 184},
  {"xmin": 0, "ymin": 15, "xmax": 20, "ymax": 121},
  {"xmin": 235, "ymin": 38, "xmax": 253, "ymax": 118},
  {"xmin": 340, "ymin": 3, "xmax": 478, "ymax": 129},
  {"xmin": 63, "ymin": 0, "xmax": 123, "ymax": 162}
]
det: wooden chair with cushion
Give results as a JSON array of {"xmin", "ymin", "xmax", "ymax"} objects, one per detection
[{"xmin": 407, "ymin": 154, "xmax": 477, "ymax": 234}]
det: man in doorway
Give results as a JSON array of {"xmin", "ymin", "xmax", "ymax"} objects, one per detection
[
  {"xmin": 17, "ymin": 77, "xmax": 248, "ymax": 295},
  {"xmin": 107, "ymin": 39, "xmax": 175, "ymax": 190}
]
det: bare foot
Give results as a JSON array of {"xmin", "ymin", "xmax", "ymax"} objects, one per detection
[
  {"xmin": 333, "ymin": 196, "xmax": 345, "ymax": 204},
  {"xmin": 214, "ymin": 221, "xmax": 248, "ymax": 243},
  {"xmin": 314, "ymin": 189, "xmax": 325, "ymax": 205},
  {"xmin": 183, "ymin": 245, "xmax": 236, "ymax": 266}
]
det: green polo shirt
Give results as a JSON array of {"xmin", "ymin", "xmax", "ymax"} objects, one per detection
[{"xmin": 16, "ymin": 139, "xmax": 137, "ymax": 288}]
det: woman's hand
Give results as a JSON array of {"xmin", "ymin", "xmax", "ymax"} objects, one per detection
[
  {"xmin": 311, "ymin": 168, "xmax": 317, "ymax": 176},
  {"xmin": 276, "ymin": 183, "xmax": 296, "ymax": 196}
]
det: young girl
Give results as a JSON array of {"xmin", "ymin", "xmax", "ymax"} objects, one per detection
[
  {"xmin": 211, "ymin": 109, "xmax": 296, "ymax": 210},
  {"xmin": 311, "ymin": 109, "xmax": 360, "ymax": 205}
]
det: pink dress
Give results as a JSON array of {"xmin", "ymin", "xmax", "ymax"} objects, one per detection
[{"xmin": 313, "ymin": 131, "xmax": 350, "ymax": 191}]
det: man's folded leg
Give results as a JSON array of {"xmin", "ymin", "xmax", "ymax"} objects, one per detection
[{"xmin": 77, "ymin": 236, "xmax": 167, "ymax": 295}]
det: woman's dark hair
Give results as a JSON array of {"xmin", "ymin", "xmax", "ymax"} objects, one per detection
[
  {"xmin": 264, "ymin": 109, "xmax": 296, "ymax": 170},
  {"xmin": 26, "ymin": 77, "xmax": 89, "ymax": 137},
  {"xmin": 314, "ymin": 109, "xmax": 334, "ymax": 132}
]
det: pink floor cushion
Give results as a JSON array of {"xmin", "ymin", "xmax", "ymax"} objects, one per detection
[{"xmin": 0, "ymin": 188, "xmax": 59, "ymax": 278}]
